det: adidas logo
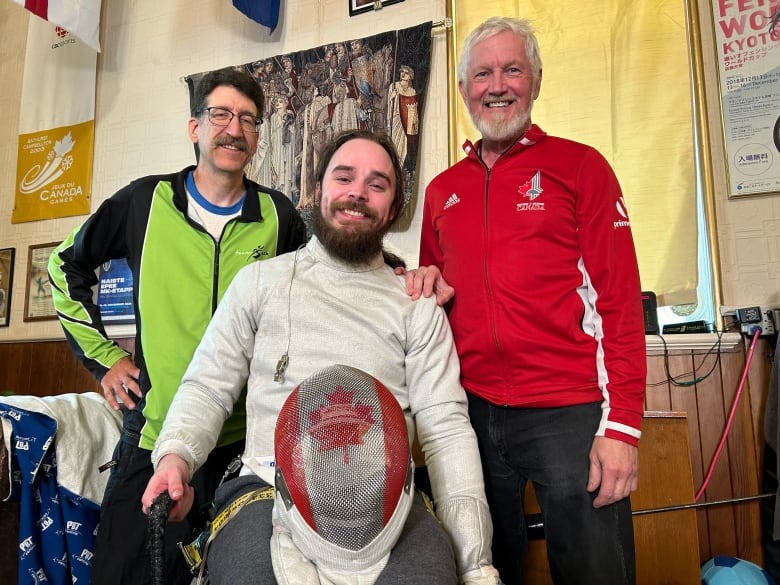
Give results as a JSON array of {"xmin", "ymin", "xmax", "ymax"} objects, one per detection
[{"xmin": 443, "ymin": 193, "xmax": 461, "ymax": 210}]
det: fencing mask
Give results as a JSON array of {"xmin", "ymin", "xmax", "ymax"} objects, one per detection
[{"xmin": 271, "ymin": 364, "xmax": 414, "ymax": 585}]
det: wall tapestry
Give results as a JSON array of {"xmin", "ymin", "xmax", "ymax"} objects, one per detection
[{"xmin": 186, "ymin": 21, "xmax": 432, "ymax": 230}]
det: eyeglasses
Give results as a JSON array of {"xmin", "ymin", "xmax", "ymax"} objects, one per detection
[{"xmin": 198, "ymin": 106, "xmax": 262, "ymax": 133}]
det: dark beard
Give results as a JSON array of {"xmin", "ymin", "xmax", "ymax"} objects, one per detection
[{"xmin": 312, "ymin": 203, "xmax": 388, "ymax": 265}]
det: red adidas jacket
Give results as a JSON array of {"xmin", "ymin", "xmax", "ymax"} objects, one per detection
[{"xmin": 419, "ymin": 125, "xmax": 646, "ymax": 446}]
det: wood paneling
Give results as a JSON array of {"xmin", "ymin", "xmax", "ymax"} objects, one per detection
[
  {"xmin": 645, "ymin": 340, "xmax": 762, "ymax": 566},
  {"xmin": 0, "ymin": 338, "xmax": 134, "ymax": 397},
  {"xmin": 631, "ymin": 413, "xmax": 701, "ymax": 584},
  {"xmin": 0, "ymin": 340, "xmax": 99, "ymax": 396}
]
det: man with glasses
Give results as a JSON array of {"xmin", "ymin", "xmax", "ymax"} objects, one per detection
[{"xmin": 48, "ymin": 68, "xmax": 307, "ymax": 585}]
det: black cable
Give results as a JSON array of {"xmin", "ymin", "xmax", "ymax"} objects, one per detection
[
  {"xmin": 668, "ymin": 329, "xmax": 722, "ymax": 387},
  {"xmin": 647, "ymin": 329, "xmax": 724, "ymax": 387},
  {"xmin": 148, "ymin": 491, "xmax": 173, "ymax": 585}
]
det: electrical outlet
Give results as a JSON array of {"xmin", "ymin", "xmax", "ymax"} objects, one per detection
[{"xmin": 734, "ymin": 306, "xmax": 777, "ymax": 336}]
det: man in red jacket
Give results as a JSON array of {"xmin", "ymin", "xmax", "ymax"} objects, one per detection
[{"xmin": 419, "ymin": 16, "xmax": 646, "ymax": 585}]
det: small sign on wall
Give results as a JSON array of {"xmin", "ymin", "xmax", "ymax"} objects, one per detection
[{"xmin": 97, "ymin": 258, "xmax": 135, "ymax": 325}]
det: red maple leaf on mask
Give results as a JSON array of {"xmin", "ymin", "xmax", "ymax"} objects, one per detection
[{"xmin": 308, "ymin": 385, "xmax": 375, "ymax": 464}]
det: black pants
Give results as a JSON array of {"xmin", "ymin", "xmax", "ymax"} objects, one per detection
[
  {"xmin": 90, "ymin": 435, "xmax": 244, "ymax": 585},
  {"xmin": 467, "ymin": 397, "xmax": 636, "ymax": 585},
  {"xmin": 207, "ymin": 475, "xmax": 456, "ymax": 585}
]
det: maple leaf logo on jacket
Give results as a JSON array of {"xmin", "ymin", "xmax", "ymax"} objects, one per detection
[
  {"xmin": 518, "ymin": 171, "xmax": 543, "ymax": 201},
  {"xmin": 516, "ymin": 171, "xmax": 545, "ymax": 212},
  {"xmin": 308, "ymin": 386, "xmax": 375, "ymax": 464}
]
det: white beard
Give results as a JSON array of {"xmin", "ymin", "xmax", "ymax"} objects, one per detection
[{"xmin": 470, "ymin": 103, "xmax": 532, "ymax": 144}]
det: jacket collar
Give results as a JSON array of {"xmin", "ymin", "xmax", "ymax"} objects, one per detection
[
  {"xmin": 462, "ymin": 124, "xmax": 548, "ymax": 163},
  {"xmin": 172, "ymin": 165, "xmax": 262, "ymax": 221}
]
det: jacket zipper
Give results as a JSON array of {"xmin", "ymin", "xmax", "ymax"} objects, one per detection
[
  {"xmin": 212, "ymin": 239, "xmax": 221, "ymax": 314},
  {"xmin": 483, "ymin": 166, "xmax": 503, "ymax": 359}
]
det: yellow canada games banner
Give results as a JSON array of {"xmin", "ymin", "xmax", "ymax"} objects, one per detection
[
  {"xmin": 11, "ymin": 15, "xmax": 96, "ymax": 223},
  {"xmin": 13, "ymin": 120, "xmax": 94, "ymax": 222}
]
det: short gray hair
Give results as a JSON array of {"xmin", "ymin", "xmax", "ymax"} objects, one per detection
[{"xmin": 458, "ymin": 17, "xmax": 542, "ymax": 86}]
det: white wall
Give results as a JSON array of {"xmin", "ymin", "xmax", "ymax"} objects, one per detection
[{"xmin": 0, "ymin": 0, "xmax": 448, "ymax": 341}]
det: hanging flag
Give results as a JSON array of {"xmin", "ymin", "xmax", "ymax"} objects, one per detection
[
  {"xmin": 232, "ymin": 0, "xmax": 280, "ymax": 32},
  {"xmin": 11, "ymin": 15, "xmax": 96, "ymax": 223},
  {"xmin": 13, "ymin": 0, "xmax": 102, "ymax": 52}
]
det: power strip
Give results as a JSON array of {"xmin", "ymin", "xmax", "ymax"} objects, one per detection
[{"xmin": 734, "ymin": 306, "xmax": 777, "ymax": 336}]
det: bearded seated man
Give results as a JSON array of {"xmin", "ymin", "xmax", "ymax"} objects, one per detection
[{"xmin": 141, "ymin": 130, "xmax": 501, "ymax": 585}]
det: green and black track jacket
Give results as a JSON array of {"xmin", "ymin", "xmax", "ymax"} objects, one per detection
[{"xmin": 48, "ymin": 166, "xmax": 307, "ymax": 450}]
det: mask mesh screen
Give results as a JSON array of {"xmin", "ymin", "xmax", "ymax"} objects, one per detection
[{"xmin": 275, "ymin": 365, "xmax": 410, "ymax": 551}]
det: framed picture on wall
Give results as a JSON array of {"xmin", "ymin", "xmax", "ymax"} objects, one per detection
[
  {"xmin": 0, "ymin": 247, "xmax": 15, "ymax": 327},
  {"xmin": 23, "ymin": 242, "xmax": 60, "ymax": 322},
  {"xmin": 349, "ymin": 0, "xmax": 404, "ymax": 17}
]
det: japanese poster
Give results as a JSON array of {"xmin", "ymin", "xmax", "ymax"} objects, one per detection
[{"xmin": 712, "ymin": 0, "xmax": 780, "ymax": 197}]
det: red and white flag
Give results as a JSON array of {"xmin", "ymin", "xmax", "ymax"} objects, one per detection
[{"xmin": 13, "ymin": 0, "xmax": 102, "ymax": 52}]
